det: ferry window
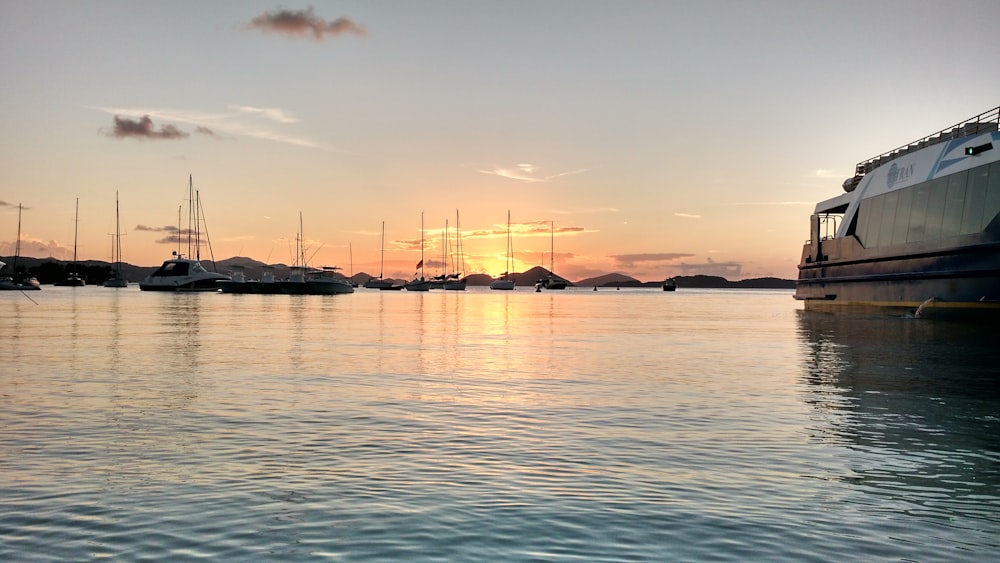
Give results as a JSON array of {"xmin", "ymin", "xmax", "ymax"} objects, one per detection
[
  {"xmin": 891, "ymin": 188, "xmax": 913, "ymax": 245},
  {"xmin": 940, "ymin": 170, "xmax": 968, "ymax": 238},
  {"xmin": 923, "ymin": 177, "xmax": 948, "ymax": 239},
  {"xmin": 961, "ymin": 165, "xmax": 990, "ymax": 234},
  {"xmin": 855, "ymin": 198, "xmax": 871, "ymax": 244},
  {"xmin": 861, "ymin": 195, "xmax": 883, "ymax": 247},
  {"xmin": 983, "ymin": 161, "xmax": 1000, "ymax": 229},
  {"xmin": 907, "ymin": 182, "xmax": 930, "ymax": 243},
  {"xmin": 877, "ymin": 191, "xmax": 899, "ymax": 247}
]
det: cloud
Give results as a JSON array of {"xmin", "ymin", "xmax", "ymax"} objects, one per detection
[
  {"xmin": 135, "ymin": 224, "xmax": 199, "ymax": 245},
  {"xmin": 675, "ymin": 258, "xmax": 743, "ymax": 278},
  {"xmin": 479, "ymin": 163, "xmax": 588, "ymax": 183},
  {"xmin": 674, "ymin": 212, "xmax": 701, "ymax": 219},
  {"xmin": 230, "ymin": 105, "xmax": 299, "ymax": 124},
  {"xmin": 611, "ymin": 253, "xmax": 697, "ymax": 267},
  {"xmin": 244, "ymin": 8, "xmax": 367, "ymax": 40},
  {"xmin": 103, "ymin": 115, "xmax": 189, "ymax": 140},
  {"xmin": 93, "ymin": 105, "xmax": 351, "ymax": 152}
]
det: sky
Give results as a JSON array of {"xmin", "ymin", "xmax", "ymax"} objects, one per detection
[{"xmin": 2, "ymin": 0, "xmax": 998, "ymax": 282}]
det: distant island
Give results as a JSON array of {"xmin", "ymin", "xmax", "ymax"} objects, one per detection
[{"xmin": 0, "ymin": 255, "xmax": 796, "ymax": 289}]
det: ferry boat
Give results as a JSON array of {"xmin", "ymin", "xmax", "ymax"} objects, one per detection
[{"xmin": 794, "ymin": 106, "xmax": 1000, "ymax": 318}]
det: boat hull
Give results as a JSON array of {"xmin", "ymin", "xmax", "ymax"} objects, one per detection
[
  {"xmin": 490, "ymin": 279, "xmax": 515, "ymax": 290},
  {"xmin": 796, "ymin": 240, "xmax": 1000, "ymax": 318},
  {"xmin": 139, "ymin": 258, "xmax": 230, "ymax": 292},
  {"xmin": 405, "ymin": 279, "xmax": 431, "ymax": 291}
]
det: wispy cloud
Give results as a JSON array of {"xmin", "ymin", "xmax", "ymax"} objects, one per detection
[
  {"xmin": 479, "ymin": 163, "xmax": 588, "ymax": 183},
  {"xmin": 243, "ymin": 8, "xmax": 367, "ymax": 40},
  {"xmin": 93, "ymin": 105, "xmax": 352, "ymax": 152},
  {"xmin": 102, "ymin": 115, "xmax": 189, "ymax": 140},
  {"xmin": 674, "ymin": 212, "xmax": 701, "ymax": 219},
  {"xmin": 230, "ymin": 105, "xmax": 299, "ymax": 124},
  {"xmin": 812, "ymin": 169, "xmax": 841, "ymax": 179},
  {"xmin": 611, "ymin": 253, "xmax": 696, "ymax": 268}
]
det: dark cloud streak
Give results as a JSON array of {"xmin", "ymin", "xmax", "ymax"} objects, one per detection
[
  {"xmin": 245, "ymin": 8, "xmax": 366, "ymax": 40},
  {"xmin": 104, "ymin": 115, "xmax": 189, "ymax": 140}
]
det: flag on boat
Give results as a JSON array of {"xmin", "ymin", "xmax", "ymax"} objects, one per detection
[{"xmin": 415, "ymin": 259, "xmax": 423, "ymax": 269}]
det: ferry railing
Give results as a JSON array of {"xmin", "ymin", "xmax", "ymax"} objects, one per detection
[
  {"xmin": 855, "ymin": 106, "xmax": 1000, "ymax": 176},
  {"xmin": 819, "ymin": 213, "xmax": 840, "ymax": 241}
]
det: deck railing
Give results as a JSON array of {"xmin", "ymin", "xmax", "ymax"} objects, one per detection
[{"xmin": 855, "ymin": 106, "xmax": 1000, "ymax": 176}]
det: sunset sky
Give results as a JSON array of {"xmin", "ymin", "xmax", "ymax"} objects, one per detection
[{"xmin": 2, "ymin": 1, "xmax": 998, "ymax": 281}]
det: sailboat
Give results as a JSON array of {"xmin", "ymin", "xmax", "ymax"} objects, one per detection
[
  {"xmin": 139, "ymin": 176, "xmax": 230, "ymax": 291},
  {"xmin": 405, "ymin": 212, "xmax": 431, "ymax": 291},
  {"xmin": 444, "ymin": 209, "xmax": 467, "ymax": 290},
  {"xmin": 0, "ymin": 203, "xmax": 41, "ymax": 291},
  {"xmin": 490, "ymin": 210, "xmax": 516, "ymax": 290},
  {"xmin": 537, "ymin": 220, "xmax": 568, "ymax": 290},
  {"xmin": 347, "ymin": 242, "xmax": 359, "ymax": 287},
  {"xmin": 55, "ymin": 198, "xmax": 85, "ymax": 286},
  {"xmin": 364, "ymin": 221, "xmax": 395, "ymax": 289},
  {"xmin": 103, "ymin": 191, "xmax": 128, "ymax": 287}
]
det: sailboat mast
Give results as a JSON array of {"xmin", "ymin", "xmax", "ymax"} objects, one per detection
[
  {"xmin": 379, "ymin": 221, "xmax": 385, "ymax": 278},
  {"xmin": 420, "ymin": 212, "xmax": 425, "ymax": 279},
  {"xmin": 550, "ymin": 220, "xmax": 555, "ymax": 274},
  {"xmin": 13, "ymin": 203, "xmax": 22, "ymax": 272},
  {"xmin": 187, "ymin": 175, "xmax": 194, "ymax": 259},
  {"xmin": 72, "ymin": 198, "xmax": 79, "ymax": 265}
]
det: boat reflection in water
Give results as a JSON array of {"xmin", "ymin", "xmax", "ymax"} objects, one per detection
[{"xmin": 796, "ymin": 311, "xmax": 999, "ymax": 522}]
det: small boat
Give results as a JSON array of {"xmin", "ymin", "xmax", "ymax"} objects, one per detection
[
  {"xmin": 662, "ymin": 278, "xmax": 677, "ymax": 292},
  {"xmin": 490, "ymin": 210, "xmax": 516, "ymax": 290},
  {"xmin": 364, "ymin": 221, "xmax": 395, "ymax": 289},
  {"xmin": 103, "ymin": 191, "xmax": 128, "ymax": 287},
  {"xmin": 54, "ymin": 198, "xmax": 85, "ymax": 286},
  {"xmin": 0, "ymin": 203, "xmax": 41, "ymax": 291},
  {"xmin": 305, "ymin": 266, "xmax": 355, "ymax": 295},
  {"xmin": 140, "ymin": 177, "xmax": 230, "ymax": 292},
  {"xmin": 406, "ymin": 212, "xmax": 431, "ymax": 291},
  {"xmin": 537, "ymin": 221, "xmax": 568, "ymax": 290},
  {"xmin": 140, "ymin": 253, "xmax": 230, "ymax": 292},
  {"xmin": 273, "ymin": 213, "xmax": 354, "ymax": 295},
  {"xmin": 794, "ymin": 105, "xmax": 1000, "ymax": 317}
]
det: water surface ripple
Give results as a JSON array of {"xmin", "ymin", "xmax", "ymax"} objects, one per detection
[{"xmin": 2, "ymin": 287, "xmax": 998, "ymax": 561}]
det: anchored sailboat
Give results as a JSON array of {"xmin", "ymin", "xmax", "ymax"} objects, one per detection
[
  {"xmin": 364, "ymin": 221, "xmax": 395, "ymax": 289},
  {"xmin": 405, "ymin": 212, "xmax": 431, "ymax": 291},
  {"xmin": 55, "ymin": 198, "xmax": 85, "ymax": 286},
  {"xmin": 537, "ymin": 220, "xmax": 568, "ymax": 290},
  {"xmin": 490, "ymin": 210, "xmax": 516, "ymax": 290},
  {"xmin": 0, "ymin": 203, "xmax": 41, "ymax": 291},
  {"xmin": 103, "ymin": 191, "xmax": 128, "ymax": 287}
]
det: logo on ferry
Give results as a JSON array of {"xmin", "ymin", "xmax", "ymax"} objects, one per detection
[{"xmin": 886, "ymin": 162, "xmax": 914, "ymax": 188}]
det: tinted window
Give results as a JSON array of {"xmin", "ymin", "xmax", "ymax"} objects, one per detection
[
  {"xmin": 984, "ymin": 161, "xmax": 1000, "ymax": 229},
  {"xmin": 907, "ymin": 182, "xmax": 930, "ymax": 243},
  {"xmin": 877, "ymin": 191, "xmax": 899, "ymax": 247},
  {"xmin": 940, "ymin": 170, "xmax": 968, "ymax": 238},
  {"xmin": 961, "ymin": 164, "xmax": 989, "ymax": 234},
  {"xmin": 923, "ymin": 177, "xmax": 948, "ymax": 239}
]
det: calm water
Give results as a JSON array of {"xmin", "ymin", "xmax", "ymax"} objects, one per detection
[{"xmin": 1, "ymin": 287, "xmax": 998, "ymax": 561}]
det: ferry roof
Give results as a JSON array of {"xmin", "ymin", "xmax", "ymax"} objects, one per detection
[
  {"xmin": 854, "ymin": 106, "xmax": 999, "ymax": 176},
  {"xmin": 814, "ymin": 191, "xmax": 854, "ymax": 215}
]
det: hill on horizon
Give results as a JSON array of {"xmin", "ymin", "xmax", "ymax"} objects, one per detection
[{"xmin": 3, "ymin": 255, "xmax": 795, "ymax": 288}]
